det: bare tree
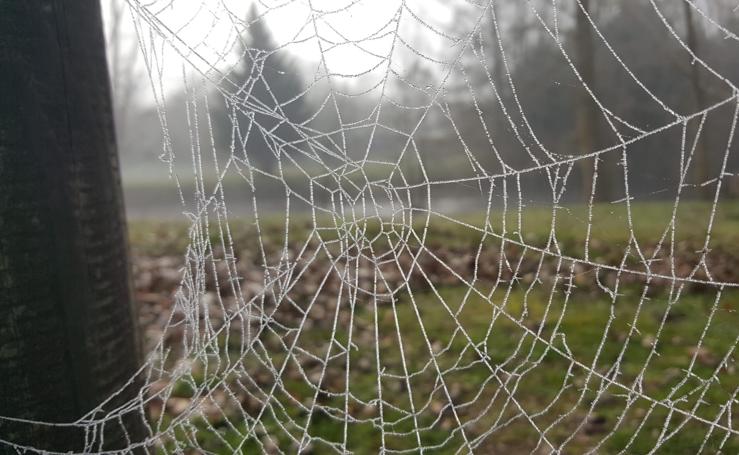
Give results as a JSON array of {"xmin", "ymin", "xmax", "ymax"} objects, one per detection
[
  {"xmin": 575, "ymin": 0, "xmax": 612, "ymax": 202},
  {"xmin": 683, "ymin": 1, "xmax": 711, "ymax": 200},
  {"xmin": 106, "ymin": 0, "xmax": 142, "ymax": 155}
]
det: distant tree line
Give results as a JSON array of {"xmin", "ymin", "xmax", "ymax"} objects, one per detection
[
  {"xmin": 116, "ymin": 0, "xmax": 739, "ymax": 204},
  {"xmin": 444, "ymin": 0, "xmax": 739, "ymax": 202}
]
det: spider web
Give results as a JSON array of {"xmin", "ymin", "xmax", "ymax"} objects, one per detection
[{"xmin": 4, "ymin": 0, "xmax": 739, "ymax": 453}]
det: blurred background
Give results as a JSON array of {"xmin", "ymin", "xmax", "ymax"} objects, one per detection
[
  {"xmin": 102, "ymin": 0, "xmax": 739, "ymax": 220},
  {"xmin": 93, "ymin": 2, "xmax": 739, "ymax": 452}
]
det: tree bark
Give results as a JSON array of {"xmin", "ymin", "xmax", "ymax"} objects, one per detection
[{"xmin": 0, "ymin": 1, "xmax": 142, "ymax": 451}]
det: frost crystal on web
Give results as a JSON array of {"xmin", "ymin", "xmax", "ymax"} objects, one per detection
[{"xmin": 5, "ymin": 0, "xmax": 739, "ymax": 453}]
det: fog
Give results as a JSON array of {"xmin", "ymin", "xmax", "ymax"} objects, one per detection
[{"xmin": 103, "ymin": 0, "xmax": 739, "ymax": 219}]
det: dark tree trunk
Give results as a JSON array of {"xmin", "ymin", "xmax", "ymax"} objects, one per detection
[{"xmin": 0, "ymin": 1, "xmax": 142, "ymax": 452}]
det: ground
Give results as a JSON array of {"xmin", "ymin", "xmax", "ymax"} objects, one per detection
[{"xmin": 128, "ymin": 200, "xmax": 739, "ymax": 453}]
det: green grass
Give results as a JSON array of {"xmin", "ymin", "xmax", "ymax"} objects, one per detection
[
  {"xmin": 128, "ymin": 199, "xmax": 739, "ymax": 257},
  {"xmin": 130, "ymin": 200, "xmax": 739, "ymax": 453},
  {"xmin": 148, "ymin": 285, "xmax": 739, "ymax": 453}
]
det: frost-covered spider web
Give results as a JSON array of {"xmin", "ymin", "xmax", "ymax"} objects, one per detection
[{"xmin": 7, "ymin": 0, "xmax": 739, "ymax": 453}]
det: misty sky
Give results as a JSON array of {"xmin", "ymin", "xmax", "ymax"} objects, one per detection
[{"xmin": 103, "ymin": 0, "xmax": 460, "ymax": 104}]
